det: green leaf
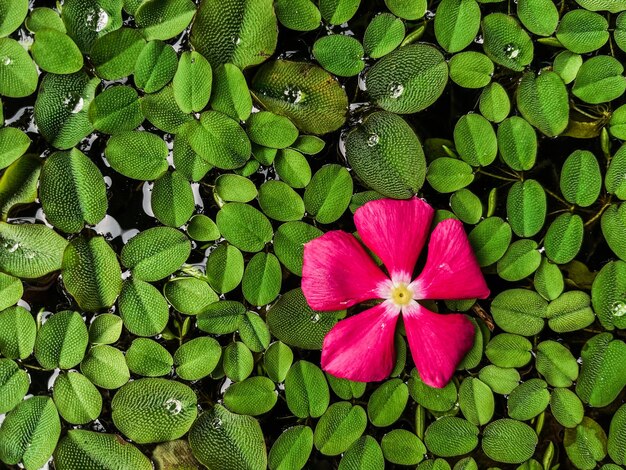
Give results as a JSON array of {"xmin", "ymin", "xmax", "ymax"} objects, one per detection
[
  {"xmin": 274, "ymin": 149, "xmax": 312, "ymax": 188},
  {"xmin": 247, "ymin": 112, "xmax": 299, "ymax": 149},
  {"xmin": 547, "ymin": 290, "xmax": 595, "ymax": 333},
  {"xmin": 560, "ymin": 150, "xmax": 601, "ymax": 207},
  {"xmin": 449, "ymin": 189, "xmax": 482, "ymax": 224},
  {"xmin": 81, "ymin": 344, "xmax": 129, "ymax": 389},
  {"xmin": 544, "ymin": 213, "xmax": 584, "ymax": 264},
  {"xmin": 267, "ymin": 288, "xmax": 344, "ymax": 349},
  {"xmin": 366, "ymin": 44, "xmax": 448, "ymax": 114},
  {"xmin": 338, "ymin": 435, "xmax": 385, "ymax": 470},
  {"xmin": 174, "ymin": 336, "xmax": 221, "ymax": 380},
  {"xmin": 434, "ymin": 0, "xmax": 481, "ymax": 53},
  {"xmin": 609, "ymin": 403, "xmax": 626, "ymax": 464},
  {"xmin": 91, "ymin": 27, "xmax": 146, "ymax": 80},
  {"xmin": 112, "ymin": 378, "xmax": 197, "ymax": 444},
  {"xmin": 173, "ymin": 51, "xmax": 212, "ymax": 113},
  {"xmin": 479, "ymin": 83, "xmax": 510, "ymax": 123},
  {"xmin": 190, "ymin": 0, "xmax": 277, "ymax": 69},
  {"xmin": 516, "ymin": 71, "xmax": 569, "ymax": 137},
  {"xmin": 134, "ymin": 40, "xmax": 178, "ymax": 93},
  {"xmin": 454, "ymin": 113, "xmax": 497, "ymax": 166},
  {"xmin": 367, "ymin": 378, "xmax": 408, "ymax": 427},
  {"xmin": 497, "ymin": 116, "xmax": 537, "ymax": 170},
  {"xmin": 141, "ymin": 85, "xmax": 193, "ymax": 133},
  {"xmin": 205, "ymin": 244, "xmax": 245, "ymax": 293},
  {"xmin": 52, "ymin": 371, "xmax": 102, "ymax": 424},
  {"xmin": 25, "ymin": 7, "xmax": 65, "ymax": 34},
  {"xmin": 458, "ymin": 377, "xmax": 494, "ymax": 425},
  {"xmin": 576, "ymin": 333, "xmax": 626, "ymax": 407},
  {"xmin": 0, "ymin": 38, "xmax": 38, "ymax": 98},
  {"xmin": 478, "ymin": 365, "xmax": 520, "ymax": 395},
  {"xmin": 135, "ymin": 0, "xmax": 196, "ymax": 40},
  {"xmin": 485, "ymin": 333, "xmax": 532, "ymax": 368},
  {"xmin": 186, "ymin": 214, "xmax": 220, "ymax": 242},
  {"xmin": 0, "ymin": 127, "xmax": 31, "ymax": 170},
  {"xmin": 189, "ymin": 111, "xmax": 251, "ymax": 169},
  {"xmin": 126, "ymin": 338, "xmax": 173, "ymax": 377},
  {"xmin": 88, "ymin": 85, "xmax": 143, "ymax": 134},
  {"xmin": 275, "ymin": 0, "xmax": 320, "ymax": 31},
  {"xmin": 517, "ymin": 0, "xmax": 558, "ymax": 36},
  {"xmin": 251, "ymin": 60, "xmax": 348, "ymax": 135},
  {"xmin": 274, "ymin": 221, "xmax": 322, "ymax": 276},
  {"xmin": 0, "ymin": 396, "xmax": 60, "ymax": 470},
  {"xmin": 242, "ymin": 252, "xmax": 282, "ymax": 306},
  {"xmin": 285, "ymin": 360, "xmax": 330, "ymax": 418},
  {"xmin": 381, "ymin": 429, "xmax": 426, "ymax": 465},
  {"xmin": 223, "ymin": 341, "xmax": 254, "ymax": 381},
  {"xmin": 314, "ymin": 402, "xmax": 367, "ymax": 456},
  {"xmin": 534, "ymin": 257, "xmax": 564, "ymax": 301},
  {"xmin": 482, "ymin": 419, "xmax": 537, "ymax": 464},
  {"xmin": 268, "ymin": 425, "xmax": 313, "ymax": 470},
  {"xmin": 189, "ymin": 405, "xmax": 267, "ymax": 470},
  {"xmin": 507, "ymin": 378, "xmax": 549, "ymax": 420},
  {"xmin": 408, "ymin": 369, "xmax": 458, "ymax": 411},
  {"xmin": 364, "ymin": 13, "xmax": 405, "ymax": 58},
  {"xmin": 0, "ymin": 306, "xmax": 36, "ymax": 359},
  {"xmin": 313, "ymin": 34, "xmax": 365, "ymax": 77},
  {"xmin": 572, "ymin": 55, "xmax": 626, "ymax": 104},
  {"xmin": 31, "ymin": 29, "xmax": 83, "ymax": 74},
  {"xmin": 553, "ymin": 51, "xmax": 583, "ymax": 85},
  {"xmin": 575, "ymin": 0, "xmax": 625, "ymax": 12},
  {"xmin": 126, "ymin": 337, "xmax": 173, "ymax": 377},
  {"xmin": 118, "ymin": 278, "xmax": 169, "ymax": 336},
  {"xmin": 327, "ymin": 375, "xmax": 367, "ymax": 400},
  {"xmin": 164, "ymin": 277, "xmax": 218, "ymax": 315},
  {"xmin": 151, "ymin": 171, "xmax": 195, "ymax": 228},
  {"xmin": 89, "ymin": 314, "xmax": 122, "ymax": 345},
  {"xmin": 424, "ymin": 417, "xmax": 479, "ymax": 457},
  {"xmin": 556, "ymin": 10, "xmax": 609, "ymax": 53},
  {"xmin": 0, "ymin": 272, "xmax": 22, "ymax": 311},
  {"xmin": 468, "ymin": 217, "xmax": 511, "ymax": 266},
  {"xmin": 536, "ymin": 340, "xmax": 578, "ymax": 387},
  {"xmin": 121, "ymin": 227, "xmax": 191, "ymax": 282},
  {"xmin": 319, "ymin": 0, "xmax": 360, "ymax": 24},
  {"xmin": 346, "ymin": 111, "xmax": 425, "ymax": 198},
  {"xmin": 62, "ymin": 236, "xmax": 122, "ymax": 311},
  {"xmin": 216, "ymin": 202, "xmax": 273, "ymax": 252},
  {"xmin": 34, "ymin": 310, "xmax": 88, "ymax": 370},
  {"xmin": 550, "ymin": 387, "xmax": 584, "ymax": 428},
  {"xmin": 105, "ymin": 131, "xmax": 168, "ymax": 180},
  {"xmin": 506, "ymin": 180, "xmax": 546, "ymax": 238},
  {"xmin": 61, "ymin": 0, "xmax": 124, "ymax": 53},
  {"xmin": 53, "ymin": 430, "xmax": 152, "ymax": 470},
  {"xmin": 210, "ymin": 63, "xmax": 252, "ymax": 121},
  {"xmin": 34, "ymin": 71, "xmax": 99, "ymax": 149},
  {"xmin": 0, "ymin": 222, "xmax": 68, "ymax": 279},
  {"xmin": 564, "ymin": 417, "xmax": 607, "ymax": 470},
  {"xmin": 384, "ymin": 0, "xmax": 426, "ymax": 19},
  {"xmin": 0, "ymin": 0, "xmax": 28, "ymax": 37},
  {"xmin": 224, "ymin": 376, "xmax": 277, "ymax": 416},
  {"xmin": 39, "ymin": 148, "xmax": 108, "ymax": 233},
  {"xmin": 602, "ymin": 203, "xmax": 626, "ymax": 261},
  {"xmin": 0, "ymin": 358, "xmax": 29, "ymax": 414},
  {"xmin": 264, "ymin": 341, "xmax": 293, "ymax": 383},
  {"xmin": 481, "ymin": 13, "xmax": 533, "ymax": 71},
  {"xmin": 449, "ymin": 52, "xmax": 494, "ymax": 89},
  {"xmin": 591, "ymin": 260, "xmax": 626, "ymax": 329},
  {"xmin": 0, "ymin": 154, "xmax": 41, "ymax": 220},
  {"xmin": 427, "ymin": 157, "xmax": 474, "ymax": 193},
  {"xmin": 491, "ymin": 288, "xmax": 546, "ymax": 336},
  {"xmin": 606, "ymin": 143, "xmax": 626, "ymax": 198}
]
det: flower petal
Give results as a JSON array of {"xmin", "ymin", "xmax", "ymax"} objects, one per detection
[
  {"xmin": 411, "ymin": 218, "xmax": 490, "ymax": 300},
  {"xmin": 403, "ymin": 303, "xmax": 475, "ymax": 388},
  {"xmin": 322, "ymin": 302, "xmax": 400, "ymax": 382},
  {"xmin": 302, "ymin": 230, "xmax": 388, "ymax": 311},
  {"xmin": 354, "ymin": 197, "xmax": 435, "ymax": 280}
]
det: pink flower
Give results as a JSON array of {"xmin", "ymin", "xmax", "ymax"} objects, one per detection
[{"xmin": 301, "ymin": 197, "xmax": 490, "ymax": 388}]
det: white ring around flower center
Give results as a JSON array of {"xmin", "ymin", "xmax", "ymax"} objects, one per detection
[{"xmin": 377, "ymin": 272, "xmax": 419, "ymax": 311}]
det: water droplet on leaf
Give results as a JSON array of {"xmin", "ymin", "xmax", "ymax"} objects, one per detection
[
  {"xmin": 367, "ymin": 133, "xmax": 379, "ymax": 147},
  {"xmin": 389, "ymin": 82, "xmax": 404, "ymax": 99},
  {"xmin": 503, "ymin": 43, "xmax": 520, "ymax": 59},
  {"xmin": 163, "ymin": 398, "xmax": 183, "ymax": 415}
]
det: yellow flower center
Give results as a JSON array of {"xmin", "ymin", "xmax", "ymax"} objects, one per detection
[{"xmin": 391, "ymin": 284, "xmax": 413, "ymax": 307}]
